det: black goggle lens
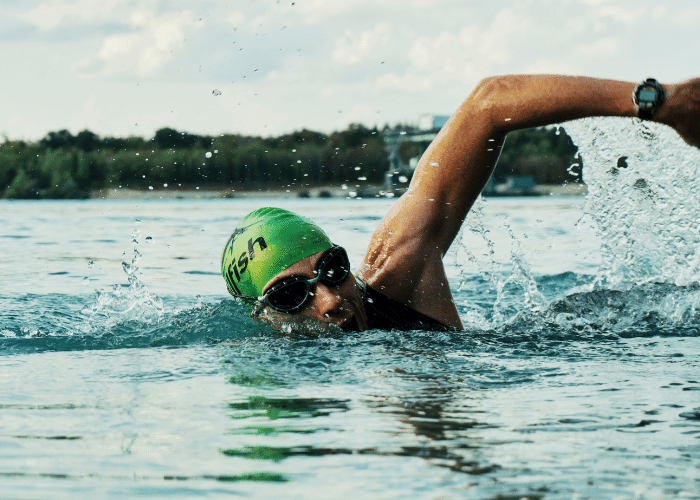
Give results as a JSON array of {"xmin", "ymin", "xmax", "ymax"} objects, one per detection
[
  {"xmin": 317, "ymin": 247, "xmax": 349, "ymax": 286},
  {"xmin": 263, "ymin": 246, "xmax": 350, "ymax": 313},
  {"xmin": 266, "ymin": 278, "xmax": 310, "ymax": 311}
]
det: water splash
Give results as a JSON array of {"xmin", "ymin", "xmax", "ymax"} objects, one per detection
[
  {"xmin": 455, "ymin": 197, "xmax": 545, "ymax": 327},
  {"xmin": 490, "ymin": 117, "xmax": 700, "ymax": 337},
  {"xmin": 82, "ymin": 225, "xmax": 164, "ymax": 328},
  {"xmin": 564, "ymin": 117, "xmax": 700, "ymax": 288},
  {"xmin": 455, "ymin": 118, "xmax": 700, "ymax": 335}
]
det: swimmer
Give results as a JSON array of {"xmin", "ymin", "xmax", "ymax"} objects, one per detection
[{"xmin": 222, "ymin": 75, "xmax": 700, "ymax": 332}]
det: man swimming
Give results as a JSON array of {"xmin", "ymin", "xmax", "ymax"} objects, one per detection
[{"xmin": 222, "ymin": 74, "xmax": 700, "ymax": 332}]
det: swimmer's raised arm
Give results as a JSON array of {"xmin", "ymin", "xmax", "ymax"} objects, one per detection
[{"xmin": 358, "ymin": 74, "xmax": 700, "ymax": 328}]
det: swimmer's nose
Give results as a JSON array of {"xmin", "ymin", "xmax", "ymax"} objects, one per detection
[{"xmin": 311, "ymin": 283, "xmax": 344, "ymax": 318}]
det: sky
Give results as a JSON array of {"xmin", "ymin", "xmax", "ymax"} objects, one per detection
[{"xmin": 2, "ymin": 0, "xmax": 699, "ymax": 142}]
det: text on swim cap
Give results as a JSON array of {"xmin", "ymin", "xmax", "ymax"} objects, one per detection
[{"xmin": 226, "ymin": 236, "xmax": 267, "ymax": 295}]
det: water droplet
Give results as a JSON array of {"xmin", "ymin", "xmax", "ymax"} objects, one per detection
[
  {"xmin": 358, "ymin": 176, "xmax": 367, "ymax": 181},
  {"xmin": 297, "ymin": 160, "xmax": 302, "ymax": 163},
  {"xmin": 82, "ymin": 277, "xmax": 90, "ymax": 285},
  {"xmin": 163, "ymin": 183, "xmax": 168, "ymax": 187},
  {"xmin": 135, "ymin": 219, "xmax": 141, "ymax": 226},
  {"xmin": 148, "ymin": 186, "xmax": 154, "ymax": 190},
  {"xmin": 398, "ymin": 175, "xmax": 408, "ymax": 183},
  {"xmin": 212, "ymin": 89, "xmax": 222, "ymax": 96},
  {"xmin": 430, "ymin": 162, "xmax": 439, "ymax": 168},
  {"xmin": 366, "ymin": 297, "xmax": 374, "ymax": 303},
  {"xmin": 205, "ymin": 151, "xmax": 213, "ymax": 158},
  {"xmin": 145, "ymin": 236, "xmax": 153, "ymax": 244},
  {"xmin": 505, "ymin": 118, "xmax": 511, "ymax": 122},
  {"xmin": 349, "ymin": 192, "xmax": 357, "ymax": 198},
  {"xmin": 131, "ymin": 230, "xmax": 141, "ymax": 247}
]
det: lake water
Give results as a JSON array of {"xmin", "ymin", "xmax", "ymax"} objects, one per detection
[{"xmin": 2, "ymin": 118, "xmax": 700, "ymax": 499}]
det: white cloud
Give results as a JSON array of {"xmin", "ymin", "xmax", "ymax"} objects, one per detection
[
  {"xmin": 597, "ymin": 6, "xmax": 642, "ymax": 24},
  {"xmin": 576, "ymin": 37, "xmax": 620, "ymax": 58},
  {"xmin": 524, "ymin": 59, "xmax": 577, "ymax": 75},
  {"xmin": 400, "ymin": 8, "xmax": 529, "ymax": 86},
  {"xmin": 69, "ymin": 94, "xmax": 100, "ymax": 131},
  {"xmin": 227, "ymin": 12, "xmax": 245, "ymax": 26},
  {"xmin": 332, "ymin": 23, "xmax": 391, "ymax": 65},
  {"xmin": 652, "ymin": 6, "xmax": 667, "ymax": 19},
  {"xmin": 4, "ymin": 0, "xmax": 700, "ymax": 141},
  {"xmin": 24, "ymin": 0, "xmax": 133, "ymax": 29},
  {"xmin": 338, "ymin": 103, "xmax": 376, "ymax": 128},
  {"xmin": 670, "ymin": 6, "xmax": 700, "ymax": 26},
  {"xmin": 78, "ymin": 10, "xmax": 199, "ymax": 78},
  {"xmin": 376, "ymin": 71, "xmax": 438, "ymax": 92}
]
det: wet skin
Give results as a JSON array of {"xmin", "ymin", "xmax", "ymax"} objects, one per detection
[{"xmin": 261, "ymin": 249, "xmax": 369, "ymax": 332}]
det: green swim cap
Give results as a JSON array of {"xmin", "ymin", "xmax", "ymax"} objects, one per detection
[{"xmin": 221, "ymin": 207, "xmax": 333, "ymax": 297}]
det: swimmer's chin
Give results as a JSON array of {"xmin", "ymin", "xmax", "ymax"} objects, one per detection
[
  {"xmin": 341, "ymin": 316, "xmax": 361, "ymax": 332},
  {"xmin": 254, "ymin": 307, "xmax": 346, "ymax": 336}
]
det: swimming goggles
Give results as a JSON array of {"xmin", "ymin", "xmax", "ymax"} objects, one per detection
[{"xmin": 233, "ymin": 245, "xmax": 351, "ymax": 313}]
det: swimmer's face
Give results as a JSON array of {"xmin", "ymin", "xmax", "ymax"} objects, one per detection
[{"xmin": 260, "ymin": 248, "xmax": 368, "ymax": 332}]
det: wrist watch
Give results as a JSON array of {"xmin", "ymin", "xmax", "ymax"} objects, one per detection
[{"xmin": 632, "ymin": 78, "xmax": 665, "ymax": 120}]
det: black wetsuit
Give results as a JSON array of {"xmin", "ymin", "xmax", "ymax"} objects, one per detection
[{"xmin": 358, "ymin": 279, "xmax": 453, "ymax": 332}]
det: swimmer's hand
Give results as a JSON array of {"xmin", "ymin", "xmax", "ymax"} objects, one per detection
[
  {"xmin": 255, "ymin": 307, "xmax": 344, "ymax": 336},
  {"xmin": 656, "ymin": 78, "xmax": 700, "ymax": 149}
]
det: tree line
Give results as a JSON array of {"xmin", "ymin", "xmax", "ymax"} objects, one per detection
[{"xmin": 0, "ymin": 124, "xmax": 580, "ymax": 199}]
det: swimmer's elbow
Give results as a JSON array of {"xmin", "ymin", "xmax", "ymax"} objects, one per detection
[{"xmin": 466, "ymin": 76, "xmax": 513, "ymax": 130}]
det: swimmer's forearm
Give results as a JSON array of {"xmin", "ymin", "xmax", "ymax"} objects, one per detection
[
  {"xmin": 463, "ymin": 75, "xmax": 637, "ymax": 134},
  {"xmin": 466, "ymin": 74, "xmax": 699, "ymax": 150}
]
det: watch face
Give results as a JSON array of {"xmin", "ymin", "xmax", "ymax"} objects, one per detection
[
  {"xmin": 638, "ymin": 88, "xmax": 657, "ymax": 103},
  {"xmin": 634, "ymin": 79, "xmax": 663, "ymax": 119}
]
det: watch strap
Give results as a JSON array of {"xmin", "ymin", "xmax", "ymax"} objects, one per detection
[{"xmin": 638, "ymin": 107, "xmax": 654, "ymax": 120}]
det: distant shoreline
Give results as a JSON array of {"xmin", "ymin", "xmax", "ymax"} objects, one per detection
[{"xmin": 90, "ymin": 183, "xmax": 587, "ymax": 200}]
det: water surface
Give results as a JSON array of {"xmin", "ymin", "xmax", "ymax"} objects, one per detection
[{"xmin": 2, "ymin": 118, "xmax": 700, "ymax": 499}]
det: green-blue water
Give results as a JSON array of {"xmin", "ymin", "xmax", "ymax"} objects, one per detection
[{"xmin": 2, "ymin": 118, "xmax": 700, "ymax": 499}]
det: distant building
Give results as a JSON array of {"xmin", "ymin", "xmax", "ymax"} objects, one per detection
[
  {"xmin": 382, "ymin": 115, "xmax": 450, "ymax": 191},
  {"xmin": 383, "ymin": 115, "xmax": 540, "ymax": 197}
]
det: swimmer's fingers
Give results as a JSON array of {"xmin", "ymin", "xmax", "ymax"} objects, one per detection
[{"xmin": 656, "ymin": 78, "xmax": 700, "ymax": 149}]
